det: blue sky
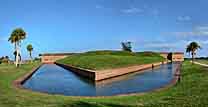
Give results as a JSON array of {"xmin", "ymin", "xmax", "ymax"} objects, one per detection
[{"xmin": 0, "ymin": 0, "xmax": 208, "ymax": 59}]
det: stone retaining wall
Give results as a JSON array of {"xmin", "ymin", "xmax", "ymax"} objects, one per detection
[
  {"xmin": 13, "ymin": 64, "xmax": 42, "ymax": 89},
  {"xmin": 55, "ymin": 61, "xmax": 169, "ymax": 81},
  {"xmin": 95, "ymin": 61, "xmax": 168, "ymax": 81},
  {"xmin": 55, "ymin": 63, "xmax": 96, "ymax": 79}
]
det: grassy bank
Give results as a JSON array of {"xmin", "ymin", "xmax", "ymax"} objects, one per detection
[
  {"xmin": 57, "ymin": 50, "xmax": 165, "ymax": 70},
  {"xmin": 1, "ymin": 61, "xmax": 208, "ymax": 106},
  {"xmin": 196, "ymin": 59, "xmax": 208, "ymax": 64}
]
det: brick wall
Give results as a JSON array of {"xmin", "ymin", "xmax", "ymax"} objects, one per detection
[
  {"xmin": 40, "ymin": 53, "xmax": 74, "ymax": 63},
  {"xmin": 56, "ymin": 61, "xmax": 168, "ymax": 81},
  {"xmin": 160, "ymin": 52, "xmax": 184, "ymax": 62},
  {"xmin": 41, "ymin": 55, "xmax": 68, "ymax": 63}
]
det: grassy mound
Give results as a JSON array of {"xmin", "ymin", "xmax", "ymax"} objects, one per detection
[{"xmin": 57, "ymin": 50, "xmax": 165, "ymax": 70}]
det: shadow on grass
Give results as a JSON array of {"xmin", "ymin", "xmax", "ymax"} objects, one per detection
[{"xmin": 62, "ymin": 101, "xmax": 136, "ymax": 107}]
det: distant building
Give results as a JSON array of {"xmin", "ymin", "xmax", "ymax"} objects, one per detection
[
  {"xmin": 160, "ymin": 52, "xmax": 184, "ymax": 62},
  {"xmin": 39, "ymin": 53, "xmax": 75, "ymax": 63}
]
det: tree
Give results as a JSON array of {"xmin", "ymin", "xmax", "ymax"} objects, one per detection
[
  {"xmin": 8, "ymin": 28, "xmax": 26, "ymax": 67},
  {"xmin": 121, "ymin": 41, "xmax": 132, "ymax": 52},
  {"xmin": 0, "ymin": 56, "xmax": 10, "ymax": 64},
  {"xmin": 5, "ymin": 56, "xmax": 9, "ymax": 59},
  {"xmin": 167, "ymin": 52, "xmax": 173, "ymax": 62},
  {"xmin": 13, "ymin": 51, "xmax": 21, "ymax": 62},
  {"xmin": 0, "ymin": 57, "xmax": 3, "ymax": 64},
  {"xmin": 186, "ymin": 42, "xmax": 201, "ymax": 64},
  {"xmin": 27, "ymin": 44, "xmax": 33, "ymax": 62}
]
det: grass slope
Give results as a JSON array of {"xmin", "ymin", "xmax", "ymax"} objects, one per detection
[
  {"xmin": 196, "ymin": 59, "xmax": 208, "ymax": 65},
  {"xmin": 0, "ymin": 61, "xmax": 208, "ymax": 107},
  {"xmin": 57, "ymin": 50, "xmax": 165, "ymax": 70}
]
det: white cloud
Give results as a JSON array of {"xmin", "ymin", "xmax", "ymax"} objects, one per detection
[
  {"xmin": 121, "ymin": 7, "xmax": 144, "ymax": 14},
  {"xmin": 171, "ymin": 25, "xmax": 208, "ymax": 36},
  {"xmin": 177, "ymin": 16, "xmax": 191, "ymax": 21},
  {"xmin": 137, "ymin": 40, "xmax": 180, "ymax": 52},
  {"xmin": 171, "ymin": 31, "xmax": 208, "ymax": 37},
  {"xmin": 195, "ymin": 26, "xmax": 208, "ymax": 30},
  {"xmin": 194, "ymin": 26, "xmax": 208, "ymax": 35},
  {"xmin": 145, "ymin": 42, "xmax": 177, "ymax": 49},
  {"xmin": 202, "ymin": 40, "xmax": 208, "ymax": 44}
]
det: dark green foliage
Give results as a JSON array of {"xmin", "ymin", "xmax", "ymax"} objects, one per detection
[
  {"xmin": 186, "ymin": 42, "xmax": 201, "ymax": 64},
  {"xmin": 8, "ymin": 28, "xmax": 26, "ymax": 44},
  {"xmin": 27, "ymin": 44, "xmax": 34, "ymax": 60},
  {"xmin": 0, "ymin": 56, "xmax": 10, "ymax": 64},
  {"xmin": 121, "ymin": 42, "xmax": 132, "ymax": 52},
  {"xmin": 34, "ymin": 57, "xmax": 41, "ymax": 61},
  {"xmin": 8, "ymin": 28, "xmax": 26, "ymax": 42},
  {"xmin": 167, "ymin": 53, "xmax": 173, "ymax": 61},
  {"xmin": 13, "ymin": 51, "xmax": 17, "ymax": 60},
  {"xmin": 13, "ymin": 51, "xmax": 21, "ymax": 61}
]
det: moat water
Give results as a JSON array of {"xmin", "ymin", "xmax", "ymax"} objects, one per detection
[{"xmin": 23, "ymin": 63, "xmax": 178, "ymax": 96}]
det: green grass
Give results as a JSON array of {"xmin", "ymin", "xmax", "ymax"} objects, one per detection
[
  {"xmin": 57, "ymin": 50, "xmax": 165, "ymax": 70},
  {"xmin": 1, "ymin": 60, "xmax": 208, "ymax": 107},
  {"xmin": 196, "ymin": 59, "xmax": 208, "ymax": 65}
]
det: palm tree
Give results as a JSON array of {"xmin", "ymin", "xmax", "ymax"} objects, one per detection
[
  {"xmin": 8, "ymin": 28, "xmax": 26, "ymax": 67},
  {"xmin": 121, "ymin": 41, "xmax": 132, "ymax": 52},
  {"xmin": 13, "ymin": 51, "xmax": 21, "ymax": 62},
  {"xmin": 186, "ymin": 42, "xmax": 201, "ymax": 64},
  {"xmin": 27, "ymin": 44, "xmax": 33, "ymax": 62},
  {"xmin": 13, "ymin": 51, "xmax": 17, "ymax": 61}
]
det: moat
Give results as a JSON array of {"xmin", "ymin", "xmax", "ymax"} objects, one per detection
[{"xmin": 23, "ymin": 63, "xmax": 178, "ymax": 96}]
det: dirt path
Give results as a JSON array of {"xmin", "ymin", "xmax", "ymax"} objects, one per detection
[{"xmin": 192, "ymin": 61, "xmax": 208, "ymax": 67}]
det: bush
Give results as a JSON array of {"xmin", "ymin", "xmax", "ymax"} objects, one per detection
[
  {"xmin": 0, "ymin": 56, "xmax": 10, "ymax": 64},
  {"xmin": 121, "ymin": 42, "xmax": 132, "ymax": 52}
]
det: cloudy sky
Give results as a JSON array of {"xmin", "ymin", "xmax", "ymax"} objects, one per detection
[{"xmin": 0, "ymin": 0, "xmax": 208, "ymax": 59}]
